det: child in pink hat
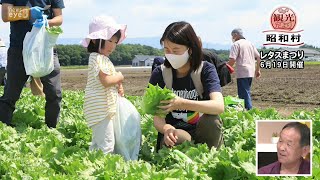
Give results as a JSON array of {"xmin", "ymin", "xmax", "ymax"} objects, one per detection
[{"xmin": 82, "ymin": 15, "xmax": 127, "ymax": 154}]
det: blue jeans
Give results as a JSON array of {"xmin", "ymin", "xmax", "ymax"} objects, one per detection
[{"xmin": 237, "ymin": 78, "xmax": 253, "ymax": 110}]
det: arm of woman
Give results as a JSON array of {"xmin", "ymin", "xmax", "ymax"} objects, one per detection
[
  {"xmin": 154, "ymin": 116, "xmax": 175, "ymax": 134},
  {"xmin": 153, "ymin": 116, "xmax": 178, "ymax": 147},
  {"xmin": 182, "ymin": 91, "xmax": 224, "ymax": 115},
  {"xmin": 159, "ymin": 91, "xmax": 224, "ymax": 115}
]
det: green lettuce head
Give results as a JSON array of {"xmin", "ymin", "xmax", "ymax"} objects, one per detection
[{"xmin": 142, "ymin": 83, "xmax": 176, "ymax": 118}]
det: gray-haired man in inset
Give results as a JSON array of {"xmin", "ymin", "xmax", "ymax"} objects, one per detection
[{"xmin": 259, "ymin": 122, "xmax": 310, "ymax": 174}]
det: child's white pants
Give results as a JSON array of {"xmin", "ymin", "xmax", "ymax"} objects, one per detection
[{"xmin": 89, "ymin": 118, "xmax": 114, "ymax": 154}]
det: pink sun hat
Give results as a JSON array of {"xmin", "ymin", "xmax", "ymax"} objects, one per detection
[{"xmin": 81, "ymin": 15, "xmax": 127, "ymax": 47}]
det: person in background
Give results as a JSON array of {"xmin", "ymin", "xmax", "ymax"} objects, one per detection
[
  {"xmin": 151, "ymin": 56, "xmax": 165, "ymax": 73},
  {"xmin": 0, "ymin": 38, "xmax": 7, "ymax": 86},
  {"xmin": 259, "ymin": 122, "xmax": 310, "ymax": 174},
  {"xmin": 82, "ymin": 15, "xmax": 127, "ymax": 154},
  {"xmin": 0, "ymin": 0, "xmax": 64, "ymax": 127},
  {"xmin": 227, "ymin": 28, "xmax": 261, "ymax": 110}
]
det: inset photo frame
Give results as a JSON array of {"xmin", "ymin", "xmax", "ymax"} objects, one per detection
[{"xmin": 256, "ymin": 120, "xmax": 312, "ymax": 176}]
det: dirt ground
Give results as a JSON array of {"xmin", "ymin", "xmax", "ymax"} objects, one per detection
[{"xmin": 61, "ymin": 65, "xmax": 320, "ymax": 117}]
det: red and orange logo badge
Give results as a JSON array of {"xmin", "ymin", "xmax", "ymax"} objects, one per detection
[
  {"xmin": 263, "ymin": 6, "xmax": 303, "ymax": 46},
  {"xmin": 271, "ymin": 7, "xmax": 296, "ymax": 31}
]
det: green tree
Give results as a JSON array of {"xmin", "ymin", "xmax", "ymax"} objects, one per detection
[{"xmin": 300, "ymin": 44, "xmax": 316, "ymax": 49}]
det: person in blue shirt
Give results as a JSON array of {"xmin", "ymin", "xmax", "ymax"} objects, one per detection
[
  {"xmin": 149, "ymin": 21, "xmax": 224, "ymax": 151},
  {"xmin": 0, "ymin": 0, "xmax": 65, "ymax": 128}
]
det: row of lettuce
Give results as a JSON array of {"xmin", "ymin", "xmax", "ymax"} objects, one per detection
[{"xmin": 0, "ymin": 88, "xmax": 319, "ymax": 179}]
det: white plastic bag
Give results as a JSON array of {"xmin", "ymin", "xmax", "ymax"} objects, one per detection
[
  {"xmin": 23, "ymin": 16, "xmax": 59, "ymax": 77},
  {"xmin": 114, "ymin": 95, "xmax": 141, "ymax": 161}
]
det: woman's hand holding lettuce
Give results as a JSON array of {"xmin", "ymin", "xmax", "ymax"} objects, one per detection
[{"xmin": 142, "ymin": 83, "xmax": 176, "ymax": 118}]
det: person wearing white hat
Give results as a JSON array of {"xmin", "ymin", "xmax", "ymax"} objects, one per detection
[
  {"xmin": 227, "ymin": 28, "xmax": 261, "ymax": 110},
  {"xmin": 82, "ymin": 15, "xmax": 127, "ymax": 154},
  {"xmin": 0, "ymin": 38, "xmax": 7, "ymax": 86},
  {"xmin": 0, "ymin": 0, "xmax": 64, "ymax": 128}
]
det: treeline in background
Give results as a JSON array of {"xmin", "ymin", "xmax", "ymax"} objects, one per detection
[{"xmin": 55, "ymin": 44, "xmax": 230, "ymax": 66}]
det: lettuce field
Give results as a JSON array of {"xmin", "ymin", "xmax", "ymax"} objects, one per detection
[{"xmin": 0, "ymin": 88, "xmax": 319, "ymax": 179}]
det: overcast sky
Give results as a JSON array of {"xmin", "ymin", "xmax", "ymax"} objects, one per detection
[{"xmin": 0, "ymin": 0, "xmax": 319, "ymax": 48}]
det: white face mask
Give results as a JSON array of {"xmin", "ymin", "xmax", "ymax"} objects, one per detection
[
  {"xmin": 165, "ymin": 49, "xmax": 190, "ymax": 69},
  {"xmin": 232, "ymin": 37, "xmax": 236, "ymax": 43}
]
